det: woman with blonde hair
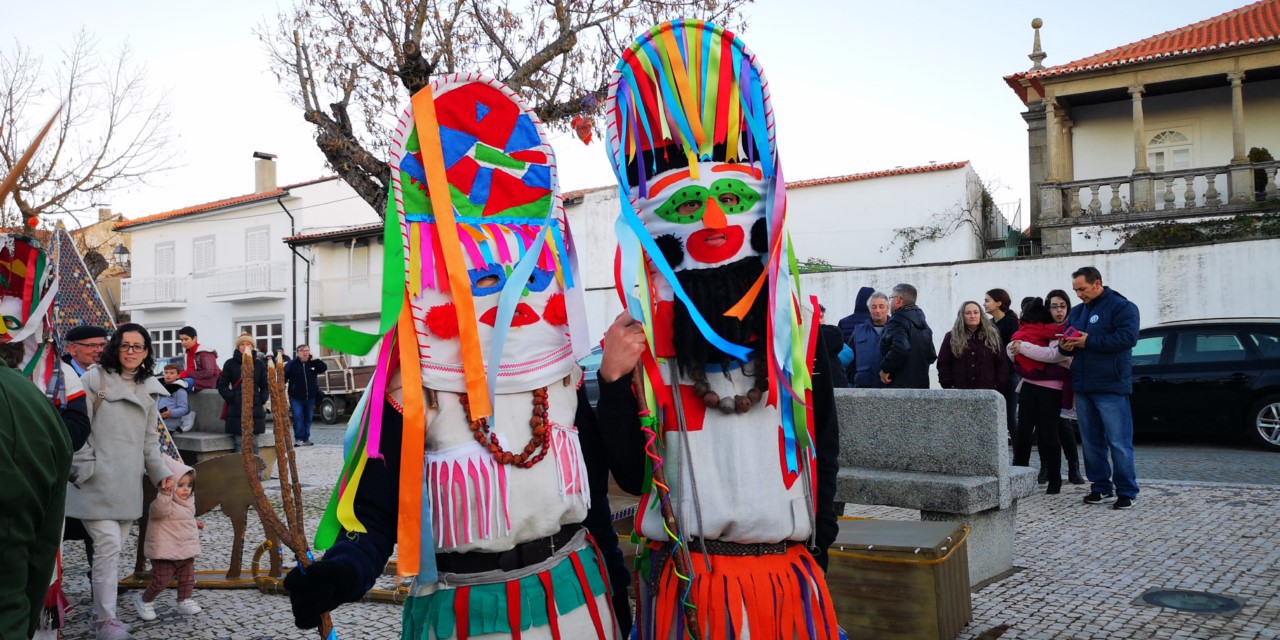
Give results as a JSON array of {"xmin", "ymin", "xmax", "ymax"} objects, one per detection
[{"xmin": 937, "ymin": 301, "xmax": 1009, "ymax": 392}]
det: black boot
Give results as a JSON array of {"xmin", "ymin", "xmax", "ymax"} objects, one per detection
[{"xmin": 1037, "ymin": 467, "xmax": 1048, "ymax": 484}]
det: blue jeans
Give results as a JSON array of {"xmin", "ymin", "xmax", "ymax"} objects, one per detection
[
  {"xmin": 291, "ymin": 397, "xmax": 315, "ymax": 443},
  {"xmin": 1075, "ymin": 392, "xmax": 1139, "ymax": 499}
]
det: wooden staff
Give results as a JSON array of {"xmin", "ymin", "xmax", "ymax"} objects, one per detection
[
  {"xmin": 240, "ymin": 350, "xmax": 334, "ymax": 637},
  {"xmin": 632, "ymin": 368, "xmax": 701, "ymax": 640},
  {"xmin": 0, "ymin": 105, "xmax": 62, "ymax": 212}
]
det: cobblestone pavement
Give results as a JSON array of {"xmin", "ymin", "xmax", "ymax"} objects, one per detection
[{"xmin": 56, "ymin": 440, "xmax": 1280, "ymax": 639}]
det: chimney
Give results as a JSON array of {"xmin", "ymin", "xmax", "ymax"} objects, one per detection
[
  {"xmin": 253, "ymin": 151, "xmax": 278, "ymax": 193},
  {"xmin": 98, "ymin": 207, "xmax": 113, "ymax": 222}
]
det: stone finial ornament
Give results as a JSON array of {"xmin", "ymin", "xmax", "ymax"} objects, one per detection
[{"xmin": 1029, "ymin": 18, "xmax": 1047, "ymax": 70}]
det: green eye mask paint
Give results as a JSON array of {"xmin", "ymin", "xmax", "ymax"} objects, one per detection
[{"xmin": 652, "ymin": 179, "xmax": 762, "ymax": 224}]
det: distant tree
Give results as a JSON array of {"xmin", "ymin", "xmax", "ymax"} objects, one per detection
[
  {"xmin": 0, "ymin": 30, "xmax": 173, "ymax": 229},
  {"xmin": 260, "ymin": 0, "xmax": 752, "ymax": 214}
]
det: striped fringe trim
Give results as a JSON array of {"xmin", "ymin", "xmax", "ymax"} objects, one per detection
[{"xmin": 427, "ymin": 441, "xmax": 511, "ymax": 547}]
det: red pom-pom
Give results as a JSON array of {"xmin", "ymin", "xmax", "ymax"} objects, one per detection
[
  {"xmin": 542, "ymin": 293, "xmax": 568, "ymax": 326},
  {"xmin": 425, "ymin": 303, "xmax": 460, "ymax": 339},
  {"xmin": 26, "ymin": 216, "xmax": 40, "ymax": 228}
]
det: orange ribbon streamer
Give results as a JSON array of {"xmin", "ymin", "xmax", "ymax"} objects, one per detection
[
  {"xmin": 396, "ymin": 294, "xmax": 428, "ymax": 576},
  {"xmin": 411, "ymin": 86, "xmax": 493, "ymax": 420}
]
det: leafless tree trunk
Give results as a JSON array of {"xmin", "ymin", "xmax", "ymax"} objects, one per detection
[
  {"xmin": 259, "ymin": 0, "xmax": 751, "ymax": 215},
  {"xmin": 0, "ymin": 30, "xmax": 174, "ymax": 229}
]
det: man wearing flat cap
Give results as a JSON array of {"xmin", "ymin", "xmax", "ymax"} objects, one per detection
[{"xmin": 63, "ymin": 325, "xmax": 109, "ymax": 377}]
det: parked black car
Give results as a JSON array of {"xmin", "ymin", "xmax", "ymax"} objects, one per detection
[{"xmin": 1131, "ymin": 319, "xmax": 1280, "ymax": 451}]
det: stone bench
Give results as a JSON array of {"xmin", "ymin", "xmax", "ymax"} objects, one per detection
[
  {"xmin": 833, "ymin": 388, "xmax": 1037, "ymax": 586},
  {"xmin": 175, "ymin": 390, "xmax": 278, "ymax": 476}
]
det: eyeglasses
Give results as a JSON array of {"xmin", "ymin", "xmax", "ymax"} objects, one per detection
[
  {"xmin": 72, "ymin": 341, "xmax": 107, "ymax": 349},
  {"xmin": 119, "ymin": 344, "xmax": 149, "ymax": 353}
]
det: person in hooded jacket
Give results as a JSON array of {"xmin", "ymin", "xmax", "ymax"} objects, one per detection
[
  {"xmin": 879, "ymin": 283, "xmax": 937, "ymax": 389},
  {"xmin": 133, "ymin": 457, "xmax": 203, "ymax": 622},
  {"xmin": 216, "ymin": 333, "xmax": 268, "ymax": 454},
  {"xmin": 837, "ymin": 286, "xmax": 875, "ymax": 344}
]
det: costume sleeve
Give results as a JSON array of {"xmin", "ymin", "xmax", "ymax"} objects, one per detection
[
  {"xmin": 318, "ymin": 398, "xmax": 402, "ymax": 598},
  {"xmin": 593, "ymin": 375, "xmax": 646, "ymax": 495},
  {"xmin": 168, "ymin": 390, "xmax": 191, "ymax": 419},
  {"xmin": 936, "ymin": 332, "xmax": 954, "ymax": 389},
  {"xmin": 575, "ymin": 388, "xmax": 634, "ymax": 633},
  {"xmin": 1087, "ymin": 301, "xmax": 1141, "ymax": 354},
  {"xmin": 879, "ymin": 320, "xmax": 909, "ymax": 375},
  {"xmin": 810, "ymin": 331, "xmax": 840, "ymax": 572}
]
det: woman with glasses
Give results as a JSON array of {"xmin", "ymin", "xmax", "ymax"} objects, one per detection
[
  {"xmin": 66, "ymin": 323, "xmax": 175, "ymax": 640},
  {"xmin": 1044, "ymin": 290, "xmax": 1086, "ymax": 485}
]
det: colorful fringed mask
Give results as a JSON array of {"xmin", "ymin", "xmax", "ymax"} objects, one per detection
[
  {"xmin": 1, "ymin": 234, "xmax": 61, "ymax": 390},
  {"xmin": 605, "ymin": 20, "xmax": 816, "ymax": 479},
  {"xmin": 316, "ymin": 73, "xmax": 588, "ymax": 578}
]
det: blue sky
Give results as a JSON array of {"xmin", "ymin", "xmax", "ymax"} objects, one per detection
[{"xmin": 7, "ymin": 0, "xmax": 1252, "ymax": 227}]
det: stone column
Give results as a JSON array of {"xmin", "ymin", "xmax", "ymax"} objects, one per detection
[
  {"xmin": 1045, "ymin": 99, "xmax": 1061, "ymax": 182},
  {"xmin": 1129, "ymin": 85, "xmax": 1154, "ymax": 211},
  {"xmin": 1061, "ymin": 116, "xmax": 1075, "ymax": 182},
  {"xmin": 1229, "ymin": 71, "xmax": 1248, "ymax": 163},
  {"xmin": 1228, "ymin": 71, "xmax": 1254, "ymax": 204}
]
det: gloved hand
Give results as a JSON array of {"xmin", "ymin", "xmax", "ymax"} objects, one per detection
[{"xmin": 283, "ymin": 559, "xmax": 360, "ymax": 629}]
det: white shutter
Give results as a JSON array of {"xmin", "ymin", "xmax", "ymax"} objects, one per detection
[
  {"xmin": 193, "ymin": 237, "xmax": 215, "ymax": 273},
  {"xmin": 156, "ymin": 243, "xmax": 175, "ymax": 275},
  {"xmin": 246, "ymin": 228, "xmax": 269, "ymax": 262}
]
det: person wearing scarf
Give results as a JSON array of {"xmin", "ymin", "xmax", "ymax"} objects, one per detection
[{"xmin": 1009, "ymin": 298, "xmax": 1073, "ymax": 494}]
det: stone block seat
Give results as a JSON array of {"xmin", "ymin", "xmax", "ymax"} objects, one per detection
[
  {"xmin": 833, "ymin": 388, "xmax": 1037, "ymax": 586},
  {"xmin": 173, "ymin": 389, "xmax": 277, "ymax": 477}
]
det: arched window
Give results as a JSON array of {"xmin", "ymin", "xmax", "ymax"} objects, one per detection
[{"xmin": 1147, "ymin": 129, "xmax": 1192, "ymax": 173}]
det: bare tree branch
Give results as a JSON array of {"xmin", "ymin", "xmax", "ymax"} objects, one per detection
[
  {"xmin": 257, "ymin": 0, "xmax": 752, "ymax": 216},
  {"xmin": 1, "ymin": 30, "xmax": 174, "ymax": 228}
]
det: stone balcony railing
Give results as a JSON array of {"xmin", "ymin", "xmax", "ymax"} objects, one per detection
[{"xmin": 1042, "ymin": 160, "xmax": 1280, "ymax": 221}]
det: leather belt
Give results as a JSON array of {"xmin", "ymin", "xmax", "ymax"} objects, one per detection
[
  {"xmin": 686, "ymin": 538, "xmax": 796, "ymax": 556},
  {"xmin": 436, "ymin": 525, "xmax": 580, "ymax": 575}
]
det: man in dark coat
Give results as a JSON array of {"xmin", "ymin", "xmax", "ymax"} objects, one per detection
[
  {"xmin": 879, "ymin": 283, "xmax": 937, "ymax": 389},
  {"xmin": 1059, "ymin": 266, "xmax": 1141, "ymax": 510},
  {"xmin": 283, "ymin": 344, "xmax": 328, "ymax": 446},
  {"xmin": 217, "ymin": 333, "xmax": 269, "ymax": 453}
]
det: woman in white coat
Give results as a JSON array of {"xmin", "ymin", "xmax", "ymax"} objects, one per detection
[{"xmin": 68, "ymin": 323, "xmax": 174, "ymax": 640}]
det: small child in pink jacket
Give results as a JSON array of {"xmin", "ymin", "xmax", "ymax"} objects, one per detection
[{"xmin": 133, "ymin": 457, "xmax": 203, "ymax": 620}]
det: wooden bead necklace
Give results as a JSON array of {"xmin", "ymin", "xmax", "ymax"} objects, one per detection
[
  {"xmin": 688, "ymin": 361, "xmax": 769, "ymax": 415},
  {"xmin": 460, "ymin": 387, "xmax": 550, "ymax": 468}
]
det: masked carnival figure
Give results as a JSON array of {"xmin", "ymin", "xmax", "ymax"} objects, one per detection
[
  {"xmin": 595, "ymin": 20, "xmax": 842, "ymax": 640},
  {"xmin": 284, "ymin": 74, "xmax": 629, "ymax": 640},
  {"xmin": 1, "ymin": 233, "xmax": 82, "ymax": 639}
]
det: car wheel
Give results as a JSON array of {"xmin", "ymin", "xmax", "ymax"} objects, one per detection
[
  {"xmin": 319, "ymin": 397, "xmax": 340, "ymax": 425},
  {"xmin": 1247, "ymin": 394, "xmax": 1280, "ymax": 451}
]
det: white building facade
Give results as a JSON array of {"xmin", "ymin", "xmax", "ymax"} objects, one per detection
[{"xmin": 117, "ymin": 158, "xmax": 379, "ymax": 360}]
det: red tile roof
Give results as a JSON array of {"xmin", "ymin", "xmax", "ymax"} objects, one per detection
[
  {"xmin": 787, "ymin": 161, "xmax": 970, "ymax": 189},
  {"xmin": 114, "ymin": 176, "xmax": 341, "ymax": 231},
  {"xmin": 1006, "ymin": 0, "xmax": 1280, "ymax": 98}
]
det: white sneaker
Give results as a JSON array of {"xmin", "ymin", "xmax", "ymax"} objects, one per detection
[
  {"xmin": 132, "ymin": 592, "xmax": 156, "ymax": 621},
  {"xmin": 95, "ymin": 617, "xmax": 131, "ymax": 640},
  {"xmin": 175, "ymin": 598, "xmax": 203, "ymax": 615}
]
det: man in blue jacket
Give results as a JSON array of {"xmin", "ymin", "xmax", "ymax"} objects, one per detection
[
  {"xmin": 1059, "ymin": 266, "xmax": 1140, "ymax": 510},
  {"xmin": 283, "ymin": 344, "xmax": 327, "ymax": 446},
  {"xmin": 847, "ymin": 291, "xmax": 890, "ymax": 388}
]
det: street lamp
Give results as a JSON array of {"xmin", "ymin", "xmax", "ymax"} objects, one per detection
[{"xmin": 112, "ymin": 244, "xmax": 131, "ymax": 269}]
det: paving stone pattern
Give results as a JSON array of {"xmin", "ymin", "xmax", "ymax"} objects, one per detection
[{"xmin": 55, "ymin": 441, "xmax": 1280, "ymax": 639}]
